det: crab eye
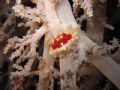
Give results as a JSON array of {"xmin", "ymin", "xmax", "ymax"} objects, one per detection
[{"xmin": 51, "ymin": 33, "xmax": 72, "ymax": 49}]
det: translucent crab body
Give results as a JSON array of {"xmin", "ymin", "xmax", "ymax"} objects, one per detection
[{"xmin": 49, "ymin": 25, "xmax": 80, "ymax": 58}]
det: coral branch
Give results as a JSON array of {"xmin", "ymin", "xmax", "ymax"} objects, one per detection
[{"xmin": 5, "ymin": 25, "xmax": 47, "ymax": 61}]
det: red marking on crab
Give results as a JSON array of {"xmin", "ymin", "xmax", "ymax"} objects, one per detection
[{"xmin": 52, "ymin": 33, "xmax": 72, "ymax": 49}]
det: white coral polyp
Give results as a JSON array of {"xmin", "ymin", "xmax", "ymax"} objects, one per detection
[{"xmin": 81, "ymin": 0, "xmax": 93, "ymax": 17}]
